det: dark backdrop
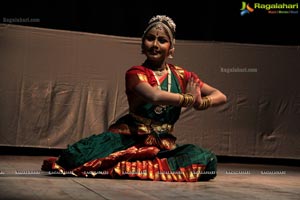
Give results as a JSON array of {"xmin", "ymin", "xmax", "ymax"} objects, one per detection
[{"xmin": 1, "ymin": 0, "xmax": 299, "ymax": 45}]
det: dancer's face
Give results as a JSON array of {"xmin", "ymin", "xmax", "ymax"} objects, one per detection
[{"xmin": 142, "ymin": 25, "xmax": 171, "ymax": 63}]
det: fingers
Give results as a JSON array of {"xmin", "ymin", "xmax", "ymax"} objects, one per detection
[
  {"xmin": 188, "ymin": 77, "xmax": 200, "ymax": 88},
  {"xmin": 186, "ymin": 77, "xmax": 201, "ymax": 101},
  {"xmin": 187, "ymin": 77, "xmax": 193, "ymax": 87}
]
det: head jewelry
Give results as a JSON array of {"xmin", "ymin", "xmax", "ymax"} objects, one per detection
[{"xmin": 142, "ymin": 15, "xmax": 176, "ymax": 48}]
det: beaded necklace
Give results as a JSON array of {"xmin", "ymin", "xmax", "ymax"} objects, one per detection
[
  {"xmin": 152, "ymin": 64, "xmax": 171, "ymax": 114},
  {"xmin": 152, "ymin": 65, "xmax": 171, "ymax": 92}
]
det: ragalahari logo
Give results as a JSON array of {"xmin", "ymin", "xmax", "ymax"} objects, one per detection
[{"xmin": 240, "ymin": 2, "xmax": 255, "ymax": 16}]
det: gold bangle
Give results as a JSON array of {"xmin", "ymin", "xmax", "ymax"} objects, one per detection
[
  {"xmin": 178, "ymin": 94, "xmax": 184, "ymax": 106},
  {"xmin": 197, "ymin": 96, "xmax": 212, "ymax": 110},
  {"xmin": 207, "ymin": 96, "xmax": 212, "ymax": 107},
  {"xmin": 179, "ymin": 93, "xmax": 195, "ymax": 107}
]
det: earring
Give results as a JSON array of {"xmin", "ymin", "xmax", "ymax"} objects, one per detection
[{"xmin": 168, "ymin": 48, "xmax": 175, "ymax": 59}]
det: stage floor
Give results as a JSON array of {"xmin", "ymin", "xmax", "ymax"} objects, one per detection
[{"xmin": 0, "ymin": 155, "xmax": 299, "ymax": 200}]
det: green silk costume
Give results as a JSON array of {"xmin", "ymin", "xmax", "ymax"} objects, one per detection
[{"xmin": 42, "ymin": 64, "xmax": 217, "ymax": 181}]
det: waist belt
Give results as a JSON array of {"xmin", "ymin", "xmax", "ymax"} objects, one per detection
[{"xmin": 130, "ymin": 113, "xmax": 174, "ymax": 133}]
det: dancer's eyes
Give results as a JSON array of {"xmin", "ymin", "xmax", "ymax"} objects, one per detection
[{"xmin": 145, "ymin": 35, "xmax": 169, "ymax": 44}]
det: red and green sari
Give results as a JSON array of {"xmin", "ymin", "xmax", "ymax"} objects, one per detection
[{"xmin": 42, "ymin": 64, "xmax": 217, "ymax": 182}]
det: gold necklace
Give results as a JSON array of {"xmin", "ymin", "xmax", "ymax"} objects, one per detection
[
  {"xmin": 153, "ymin": 69, "xmax": 165, "ymax": 76},
  {"xmin": 152, "ymin": 64, "xmax": 171, "ymax": 114}
]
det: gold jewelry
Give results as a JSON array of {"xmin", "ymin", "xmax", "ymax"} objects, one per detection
[
  {"xmin": 153, "ymin": 69, "xmax": 165, "ymax": 76},
  {"xmin": 178, "ymin": 94, "xmax": 184, "ymax": 106},
  {"xmin": 152, "ymin": 65, "xmax": 171, "ymax": 92},
  {"xmin": 152, "ymin": 65, "xmax": 171, "ymax": 114},
  {"xmin": 197, "ymin": 96, "xmax": 212, "ymax": 110},
  {"xmin": 178, "ymin": 93, "xmax": 194, "ymax": 107}
]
